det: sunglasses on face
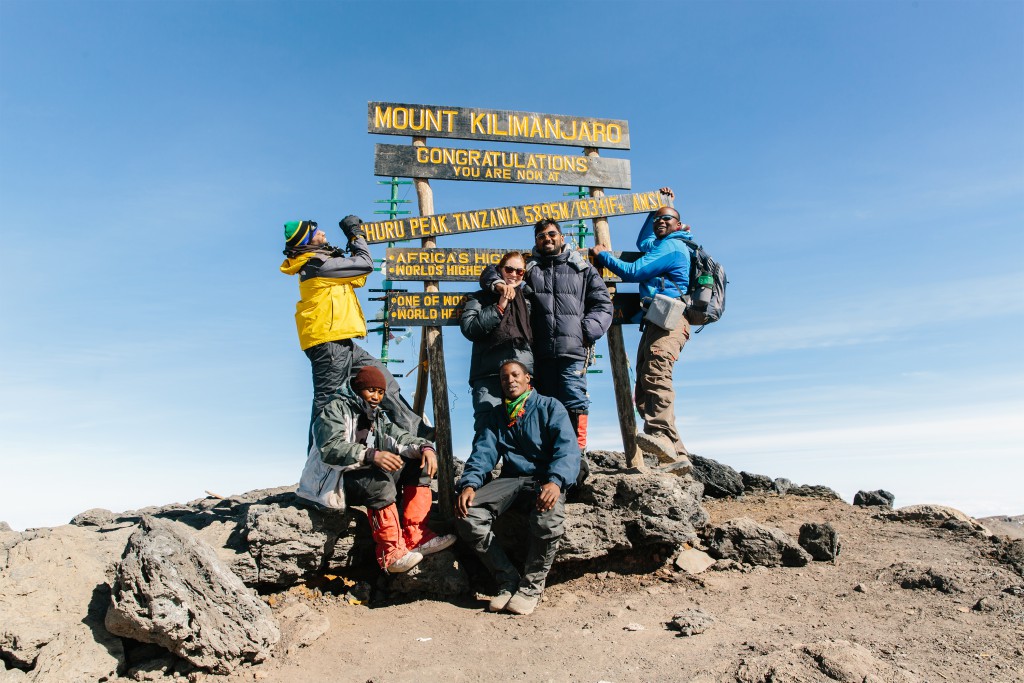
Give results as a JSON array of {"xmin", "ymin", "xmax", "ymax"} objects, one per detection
[
  {"xmin": 535, "ymin": 230, "xmax": 560, "ymax": 240},
  {"xmin": 502, "ymin": 266, "xmax": 525, "ymax": 275},
  {"xmin": 653, "ymin": 214, "xmax": 678, "ymax": 224}
]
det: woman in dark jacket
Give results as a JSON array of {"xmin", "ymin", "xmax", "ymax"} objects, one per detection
[{"xmin": 459, "ymin": 251, "xmax": 534, "ymax": 433}]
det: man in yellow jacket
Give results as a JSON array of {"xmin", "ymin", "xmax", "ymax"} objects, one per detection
[{"xmin": 280, "ymin": 216, "xmax": 426, "ymax": 445}]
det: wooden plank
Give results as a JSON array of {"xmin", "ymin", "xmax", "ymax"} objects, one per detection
[
  {"xmin": 588, "ymin": 149, "xmax": 642, "ymax": 468},
  {"xmin": 368, "ymin": 102, "xmax": 630, "ymax": 150},
  {"xmin": 386, "ymin": 291, "xmax": 643, "ymax": 327},
  {"xmin": 384, "ymin": 247, "xmax": 641, "ymax": 282},
  {"xmin": 374, "ymin": 143, "xmax": 631, "ymax": 189},
  {"xmin": 363, "ymin": 190, "xmax": 667, "ymax": 244}
]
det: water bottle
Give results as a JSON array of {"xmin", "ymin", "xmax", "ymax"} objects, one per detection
[{"xmin": 694, "ymin": 272, "xmax": 714, "ymax": 309}]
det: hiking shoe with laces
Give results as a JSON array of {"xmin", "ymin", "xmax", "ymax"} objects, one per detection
[
  {"xmin": 384, "ymin": 550, "xmax": 423, "ymax": 574},
  {"xmin": 657, "ymin": 453, "xmax": 693, "ymax": 476},
  {"xmin": 412, "ymin": 533, "xmax": 457, "ymax": 556},
  {"xmin": 635, "ymin": 432, "xmax": 677, "ymax": 464},
  {"xmin": 505, "ymin": 592, "xmax": 539, "ymax": 616},
  {"xmin": 488, "ymin": 588, "xmax": 515, "ymax": 612}
]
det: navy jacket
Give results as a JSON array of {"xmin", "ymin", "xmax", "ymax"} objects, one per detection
[
  {"xmin": 457, "ymin": 391, "xmax": 581, "ymax": 492},
  {"xmin": 479, "ymin": 246, "xmax": 612, "ymax": 362}
]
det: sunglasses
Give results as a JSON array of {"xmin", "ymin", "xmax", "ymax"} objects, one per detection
[
  {"xmin": 535, "ymin": 229, "xmax": 560, "ymax": 240},
  {"xmin": 653, "ymin": 214, "xmax": 678, "ymax": 223},
  {"xmin": 502, "ymin": 266, "xmax": 525, "ymax": 275}
]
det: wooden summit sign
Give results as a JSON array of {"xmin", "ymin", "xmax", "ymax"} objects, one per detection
[
  {"xmin": 374, "ymin": 143, "xmax": 631, "ymax": 189},
  {"xmin": 368, "ymin": 102, "xmax": 630, "ymax": 150},
  {"xmin": 363, "ymin": 190, "xmax": 667, "ymax": 244},
  {"xmin": 385, "ymin": 247, "xmax": 640, "ymax": 283},
  {"xmin": 385, "ymin": 291, "xmax": 643, "ymax": 326}
]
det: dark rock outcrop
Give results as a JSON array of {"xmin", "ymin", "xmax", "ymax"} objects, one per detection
[
  {"xmin": 105, "ymin": 516, "xmax": 280, "ymax": 674},
  {"xmin": 741, "ymin": 471, "xmax": 774, "ymax": 492},
  {"xmin": 691, "ymin": 455, "xmax": 744, "ymax": 499},
  {"xmin": 798, "ymin": 522, "xmax": 841, "ymax": 561},
  {"xmin": 853, "ymin": 489, "xmax": 895, "ymax": 508},
  {"xmin": 705, "ymin": 517, "xmax": 811, "ymax": 567},
  {"xmin": 788, "ymin": 484, "xmax": 843, "ymax": 500}
]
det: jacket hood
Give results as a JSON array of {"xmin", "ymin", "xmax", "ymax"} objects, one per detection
[{"xmin": 280, "ymin": 252, "xmax": 316, "ymax": 275}]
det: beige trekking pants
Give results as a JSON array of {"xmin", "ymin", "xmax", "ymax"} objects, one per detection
[{"xmin": 635, "ymin": 316, "xmax": 690, "ymax": 455}]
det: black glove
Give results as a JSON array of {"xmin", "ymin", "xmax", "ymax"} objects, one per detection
[{"xmin": 339, "ymin": 215, "xmax": 365, "ymax": 241}]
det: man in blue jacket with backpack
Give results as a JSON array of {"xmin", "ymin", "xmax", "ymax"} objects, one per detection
[{"xmin": 591, "ymin": 188, "xmax": 693, "ymax": 472}]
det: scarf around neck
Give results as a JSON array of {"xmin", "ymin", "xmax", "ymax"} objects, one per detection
[{"xmin": 505, "ymin": 389, "xmax": 532, "ymax": 427}]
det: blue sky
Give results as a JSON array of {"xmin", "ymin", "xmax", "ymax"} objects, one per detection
[{"xmin": 1, "ymin": 1, "xmax": 1021, "ymax": 530}]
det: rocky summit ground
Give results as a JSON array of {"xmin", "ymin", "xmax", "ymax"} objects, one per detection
[
  {"xmin": 2, "ymin": 464, "xmax": 1022, "ymax": 683},
  {"xmin": 225, "ymin": 494, "xmax": 1023, "ymax": 683}
]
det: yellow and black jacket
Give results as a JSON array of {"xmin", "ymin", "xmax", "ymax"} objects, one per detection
[{"xmin": 280, "ymin": 238, "xmax": 372, "ymax": 350}]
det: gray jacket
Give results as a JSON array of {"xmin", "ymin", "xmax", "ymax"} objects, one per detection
[{"xmin": 459, "ymin": 286, "xmax": 535, "ymax": 383}]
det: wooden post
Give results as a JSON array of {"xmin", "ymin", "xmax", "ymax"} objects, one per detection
[
  {"xmin": 411, "ymin": 136, "xmax": 456, "ymax": 521},
  {"xmin": 585, "ymin": 147, "xmax": 645, "ymax": 470}
]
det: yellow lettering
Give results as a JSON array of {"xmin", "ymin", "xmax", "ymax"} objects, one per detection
[
  {"xmin": 374, "ymin": 106, "xmax": 392, "ymax": 128},
  {"xmin": 470, "ymin": 113, "xmax": 486, "ymax": 134}
]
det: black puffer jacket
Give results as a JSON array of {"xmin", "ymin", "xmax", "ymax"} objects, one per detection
[
  {"xmin": 479, "ymin": 247, "xmax": 612, "ymax": 362},
  {"xmin": 459, "ymin": 286, "xmax": 535, "ymax": 383}
]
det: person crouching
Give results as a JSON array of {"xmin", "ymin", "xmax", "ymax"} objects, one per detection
[
  {"xmin": 454, "ymin": 359, "xmax": 581, "ymax": 615},
  {"xmin": 297, "ymin": 366, "xmax": 455, "ymax": 573}
]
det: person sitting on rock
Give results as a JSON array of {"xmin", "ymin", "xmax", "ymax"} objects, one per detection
[
  {"xmin": 296, "ymin": 365, "xmax": 455, "ymax": 574},
  {"xmin": 454, "ymin": 359, "xmax": 581, "ymax": 615}
]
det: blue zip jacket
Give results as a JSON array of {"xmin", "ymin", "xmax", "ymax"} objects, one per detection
[
  {"xmin": 595, "ymin": 212, "xmax": 692, "ymax": 300},
  {"xmin": 458, "ymin": 391, "xmax": 581, "ymax": 492}
]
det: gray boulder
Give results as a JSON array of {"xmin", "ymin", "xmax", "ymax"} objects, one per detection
[
  {"xmin": 691, "ymin": 455, "xmax": 744, "ymax": 499},
  {"xmin": 105, "ymin": 516, "xmax": 280, "ymax": 674},
  {"xmin": 705, "ymin": 517, "xmax": 812, "ymax": 567},
  {"xmin": 560, "ymin": 470, "xmax": 709, "ymax": 560},
  {"xmin": 243, "ymin": 501, "xmax": 372, "ymax": 587},
  {"xmin": 69, "ymin": 508, "xmax": 116, "ymax": 527},
  {"xmin": 387, "ymin": 550, "xmax": 468, "ymax": 597},
  {"xmin": 798, "ymin": 522, "xmax": 841, "ymax": 561},
  {"xmin": 0, "ymin": 526, "xmax": 130, "ymax": 682},
  {"xmin": 853, "ymin": 489, "xmax": 895, "ymax": 508},
  {"xmin": 667, "ymin": 608, "xmax": 714, "ymax": 636},
  {"xmin": 772, "ymin": 478, "xmax": 792, "ymax": 495}
]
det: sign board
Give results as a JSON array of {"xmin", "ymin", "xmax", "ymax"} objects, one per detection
[
  {"xmin": 385, "ymin": 247, "xmax": 641, "ymax": 283},
  {"xmin": 385, "ymin": 291, "xmax": 643, "ymax": 326},
  {"xmin": 368, "ymin": 102, "xmax": 630, "ymax": 150},
  {"xmin": 374, "ymin": 143, "xmax": 631, "ymax": 189},
  {"xmin": 363, "ymin": 190, "xmax": 667, "ymax": 244}
]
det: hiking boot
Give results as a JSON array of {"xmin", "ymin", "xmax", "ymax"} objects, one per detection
[
  {"xmin": 657, "ymin": 453, "xmax": 693, "ymax": 476},
  {"xmin": 385, "ymin": 550, "xmax": 423, "ymax": 574},
  {"xmin": 488, "ymin": 588, "xmax": 515, "ymax": 613},
  {"xmin": 505, "ymin": 592, "xmax": 539, "ymax": 616},
  {"xmin": 412, "ymin": 533, "xmax": 457, "ymax": 556},
  {"xmin": 635, "ymin": 432, "xmax": 677, "ymax": 464}
]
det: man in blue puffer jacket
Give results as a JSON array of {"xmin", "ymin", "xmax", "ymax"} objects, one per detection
[{"xmin": 591, "ymin": 188, "xmax": 693, "ymax": 472}]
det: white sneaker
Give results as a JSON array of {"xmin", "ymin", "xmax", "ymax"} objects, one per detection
[
  {"xmin": 636, "ymin": 433, "xmax": 677, "ymax": 464},
  {"xmin": 412, "ymin": 533, "xmax": 456, "ymax": 556},
  {"xmin": 385, "ymin": 550, "xmax": 423, "ymax": 574}
]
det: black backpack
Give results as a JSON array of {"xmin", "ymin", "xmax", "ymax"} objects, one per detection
[{"xmin": 680, "ymin": 238, "xmax": 727, "ymax": 327}]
